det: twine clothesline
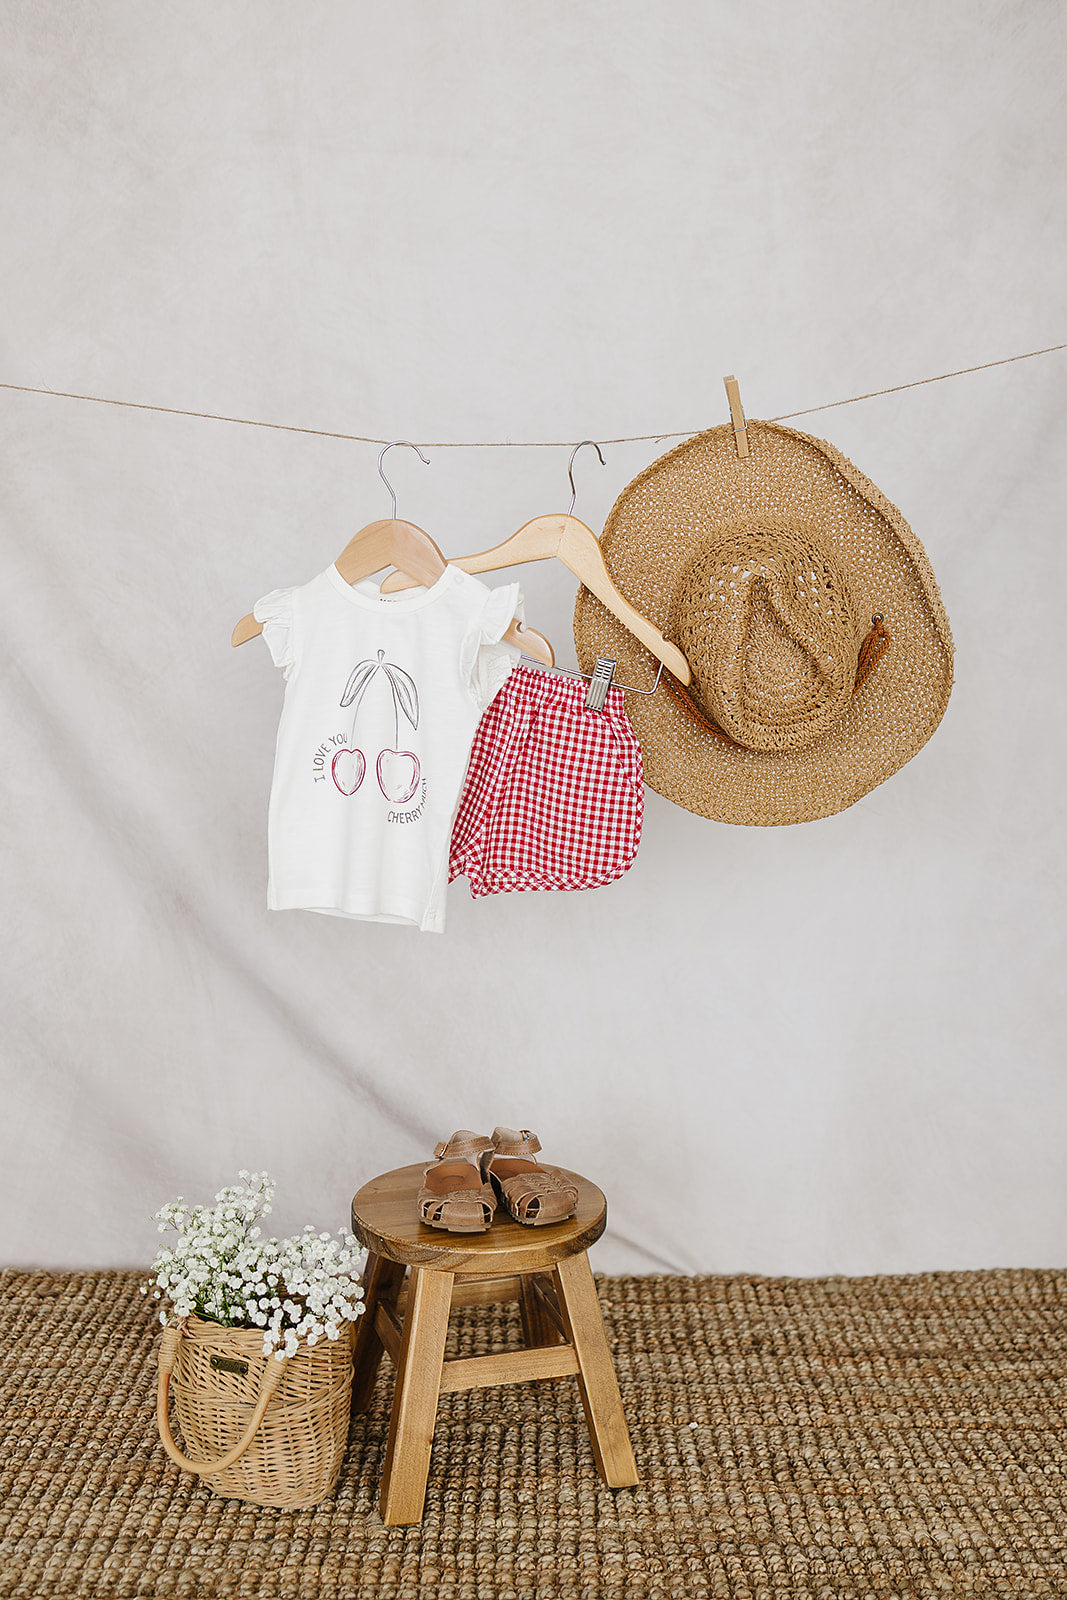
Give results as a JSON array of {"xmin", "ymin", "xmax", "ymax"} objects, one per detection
[{"xmin": 0, "ymin": 341, "xmax": 1063, "ymax": 451}]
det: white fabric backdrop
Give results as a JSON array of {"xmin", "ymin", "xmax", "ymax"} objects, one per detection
[{"xmin": 2, "ymin": 1, "xmax": 1064, "ymax": 1275}]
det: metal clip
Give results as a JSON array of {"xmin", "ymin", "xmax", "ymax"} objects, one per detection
[{"xmin": 585, "ymin": 657, "xmax": 617, "ymax": 712}]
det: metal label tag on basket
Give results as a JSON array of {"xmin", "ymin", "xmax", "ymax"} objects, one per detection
[{"xmin": 210, "ymin": 1354, "xmax": 249, "ymax": 1376}]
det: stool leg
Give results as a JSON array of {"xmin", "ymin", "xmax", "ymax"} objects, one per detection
[
  {"xmin": 553, "ymin": 1252, "xmax": 638, "ymax": 1487},
  {"xmin": 519, "ymin": 1272, "xmax": 563, "ymax": 1348},
  {"xmin": 351, "ymin": 1253, "xmax": 406, "ymax": 1414},
  {"xmin": 379, "ymin": 1267, "xmax": 454, "ymax": 1526}
]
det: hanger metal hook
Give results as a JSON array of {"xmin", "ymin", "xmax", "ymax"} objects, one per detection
[
  {"xmin": 378, "ymin": 441, "xmax": 429, "ymax": 518},
  {"xmin": 567, "ymin": 440, "xmax": 605, "ymax": 516}
]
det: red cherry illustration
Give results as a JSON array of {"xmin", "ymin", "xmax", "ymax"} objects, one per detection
[
  {"xmin": 376, "ymin": 749, "xmax": 420, "ymax": 804},
  {"xmin": 331, "ymin": 747, "xmax": 366, "ymax": 795}
]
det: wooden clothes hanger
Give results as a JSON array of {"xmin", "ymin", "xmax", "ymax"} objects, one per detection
[
  {"xmin": 231, "ymin": 443, "xmax": 554, "ymax": 664},
  {"xmin": 381, "ymin": 442, "xmax": 691, "ymax": 685}
]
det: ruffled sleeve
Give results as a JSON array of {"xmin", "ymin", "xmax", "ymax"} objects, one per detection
[
  {"xmin": 461, "ymin": 581, "xmax": 523, "ymax": 710},
  {"xmin": 252, "ymin": 587, "xmax": 297, "ymax": 680}
]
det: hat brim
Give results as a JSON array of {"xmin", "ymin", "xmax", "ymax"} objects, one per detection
[{"xmin": 573, "ymin": 422, "xmax": 954, "ymax": 826}]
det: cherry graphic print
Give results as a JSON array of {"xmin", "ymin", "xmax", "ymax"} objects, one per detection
[
  {"xmin": 337, "ymin": 649, "xmax": 421, "ymax": 802},
  {"xmin": 376, "ymin": 749, "xmax": 419, "ymax": 804},
  {"xmin": 331, "ymin": 747, "xmax": 366, "ymax": 795}
]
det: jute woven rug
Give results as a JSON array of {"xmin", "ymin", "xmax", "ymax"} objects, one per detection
[{"xmin": 2, "ymin": 1269, "xmax": 1065, "ymax": 1599}]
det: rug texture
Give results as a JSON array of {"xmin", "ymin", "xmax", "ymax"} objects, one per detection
[{"xmin": 1, "ymin": 1268, "xmax": 1065, "ymax": 1599}]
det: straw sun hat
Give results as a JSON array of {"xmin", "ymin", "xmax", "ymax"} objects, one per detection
[{"xmin": 573, "ymin": 421, "xmax": 953, "ymax": 825}]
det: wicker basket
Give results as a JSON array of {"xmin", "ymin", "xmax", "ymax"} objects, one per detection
[{"xmin": 156, "ymin": 1314, "xmax": 355, "ymax": 1509}]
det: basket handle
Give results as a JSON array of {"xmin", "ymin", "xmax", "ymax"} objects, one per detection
[{"xmin": 156, "ymin": 1322, "xmax": 289, "ymax": 1476}]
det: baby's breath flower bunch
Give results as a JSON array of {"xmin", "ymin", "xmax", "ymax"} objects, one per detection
[{"xmin": 144, "ymin": 1171, "xmax": 366, "ymax": 1361}]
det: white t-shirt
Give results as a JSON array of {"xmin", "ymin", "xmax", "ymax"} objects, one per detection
[{"xmin": 253, "ymin": 563, "xmax": 521, "ymax": 931}]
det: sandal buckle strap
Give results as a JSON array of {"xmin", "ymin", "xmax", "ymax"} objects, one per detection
[
  {"xmin": 491, "ymin": 1127, "xmax": 543, "ymax": 1158},
  {"xmin": 431, "ymin": 1130, "xmax": 492, "ymax": 1164}
]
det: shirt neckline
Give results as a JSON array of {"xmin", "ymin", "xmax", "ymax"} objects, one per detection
[{"xmin": 326, "ymin": 561, "xmax": 461, "ymax": 613}]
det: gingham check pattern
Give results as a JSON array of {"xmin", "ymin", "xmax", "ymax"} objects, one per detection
[{"xmin": 450, "ymin": 666, "xmax": 644, "ymax": 895}]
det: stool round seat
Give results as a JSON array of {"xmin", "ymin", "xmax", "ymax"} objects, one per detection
[
  {"xmin": 348, "ymin": 1159, "xmax": 638, "ymax": 1525},
  {"xmin": 350, "ymin": 1162, "xmax": 606, "ymax": 1275}
]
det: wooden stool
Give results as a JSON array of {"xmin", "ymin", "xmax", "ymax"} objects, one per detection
[{"xmin": 350, "ymin": 1162, "xmax": 638, "ymax": 1526}]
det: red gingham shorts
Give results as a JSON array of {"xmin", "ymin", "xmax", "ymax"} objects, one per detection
[{"xmin": 449, "ymin": 666, "xmax": 644, "ymax": 896}]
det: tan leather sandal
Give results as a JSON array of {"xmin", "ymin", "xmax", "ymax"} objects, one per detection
[
  {"xmin": 418, "ymin": 1131, "xmax": 497, "ymax": 1233},
  {"xmin": 481, "ymin": 1128, "xmax": 579, "ymax": 1227}
]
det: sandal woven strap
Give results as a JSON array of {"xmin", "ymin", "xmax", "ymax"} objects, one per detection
[
  {"xmin": 496, "ymin": 1169, "xmax": 579, "ymax": 1213},
  {"xmin": 417, "ymin": 1181, "xmax": 497, "ymax": 1229}
]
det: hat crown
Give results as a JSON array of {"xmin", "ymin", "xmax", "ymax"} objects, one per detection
[{"xmin": 676, "ymin": 521, "xmax": 866, "ymax": 753}]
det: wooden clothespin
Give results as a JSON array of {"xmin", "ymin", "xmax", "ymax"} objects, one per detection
[{"xmin": 723, "ymin": 375, "xmax": 749, "ymax": 458}]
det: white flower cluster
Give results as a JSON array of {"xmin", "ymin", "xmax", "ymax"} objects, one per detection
[{"xmin": 144, "ymin": 1171, "xmax": 366, "ymax": 1361}]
